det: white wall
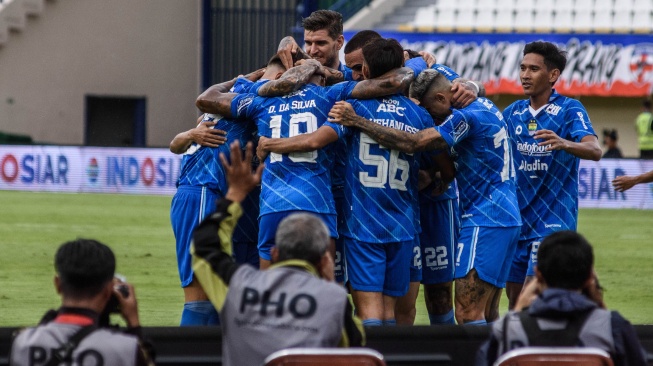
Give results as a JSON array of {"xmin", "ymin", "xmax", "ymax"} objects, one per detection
[{"xmin": 0, "ymin": 0, "xmax": 201, "ymax": 147}]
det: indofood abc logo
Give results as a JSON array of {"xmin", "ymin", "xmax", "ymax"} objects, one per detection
[{"xmin": 86, "ymin": 158, "xmax": 100, "ymax": 184}]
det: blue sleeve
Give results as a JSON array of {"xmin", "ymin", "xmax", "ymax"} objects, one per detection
[
  {"xmin": 323, "ymin": 121, "xmax": 347, "ymax": 139},
  {"xmin": 231, "ymin": 78, "xmax": 254, "ymax": 93},
  {"xmin": 230, "ymin": 93, "xmax": 258, "ymax": 120},
  {"xmin": 342, "ymin": 65, "xmax": 354, "ymax": 81},
  {"xmin": 435, "ymin": 110, "xmax": 468, "ymax": 149},
  {"xmin": 431, "ymin": 64, "xmax": 460, "ymax": 82},
  {"xmin": 405, "ymin": 57, "xmax": 427, "ymax": 78},
  {"xmin": 325, "ymin": 81, "xmax": 357, "ymax": 102},
  {"xmin": 565, "ymin": 100, "xmax": 597, "ymax": 142},
  {"xmin": 245, "ymin": 79, "xmax": 269, "ymax": 94}
]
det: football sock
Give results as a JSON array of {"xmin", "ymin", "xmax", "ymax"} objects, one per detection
[
  {"xmin": 382, "ymin": 319, "xmax": 396, "ymax": 326},
  {"xmin": 362, "ymin": 318, "xmax": 383, "ymax": 326},
  {"xmin": 180, "ymin": 301, "xmax": 220, "ymax": 326},
  {"xmin": 464, "ymin": 319, "xmax": 487, "ymax": 326},
  {"xmin": 429, "ymin": 309, "xmax": 455, "ymax": 325}
]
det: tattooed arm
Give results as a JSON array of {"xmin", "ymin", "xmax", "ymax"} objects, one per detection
[
  {"xmin": 328, "ymin": 101, "xmax": 449, "ymax": 153},
  {"xmin": 257, "ymin": 59, "xmax": 323, "ymax": 97},
  {"xmin": 349, "ymin": 67, "xmax": 415, "ymax": 99},
  {"xmin": 196, "ymin": 78, "xmax": 240, "ymax": 116}
]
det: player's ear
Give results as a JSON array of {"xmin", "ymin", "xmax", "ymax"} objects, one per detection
[
  {"xmin": 362, "ymin": 64, "xmax": 370, "ymax": 80},
  {"xmin": 548, "ymin": 68, "xmax": 560, "ymax": 85},
  {"xmin": 335, "ymin": 34, "xmax": 344, "ymax": 50},
  {"xmin": 54, "ymin": 276, "xmax": 62, "ymax": 294}
]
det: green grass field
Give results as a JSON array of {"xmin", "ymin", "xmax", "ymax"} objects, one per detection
[{"xmin": 1, "ymin": 190, "xmax": 652, "ymax": 326}]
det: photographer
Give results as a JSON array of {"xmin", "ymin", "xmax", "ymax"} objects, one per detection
[{"xmin": 10, "ymin": 239, "xmax": 154, "ymax": 366}]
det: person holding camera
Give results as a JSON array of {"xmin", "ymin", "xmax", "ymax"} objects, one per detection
[{"xmin": 10, "ymin": 239, "xmax": 155, "ymax": 366}]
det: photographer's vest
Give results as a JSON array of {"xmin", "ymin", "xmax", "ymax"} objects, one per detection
[
  {"xmin": 635, "ymin": 112, "xmax": 653, "ymax": 151},
  {"xmin": 500, "ymin": 308, "xmax": 617, "ymax": 354},
  {"xmin": 221, "ymin": 261, "xmax": 348, "ymax": 366},
  {"xmin": 11, "ymin": 321, "xmax": 139, "ymax": 366}
]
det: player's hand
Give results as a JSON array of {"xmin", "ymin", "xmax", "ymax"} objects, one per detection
[
  {"xmin": 278, "ymin": 37, "xmax": 300, "ymax": 70},
  {"xmin": 417, "ymin": 169, "xmax": 433, "ymax": 191},
  {"xmin": 257, "ymin": 136, "xmax": 270, "ymax": 162},
  {"xmin": 450, "ymin": 80, "xmax": 477, "ymax": 108},
  {"xmin": 419, "ymin": 51, "xmax": 437, "ymax": 68},
  {"xmin": 328, "ymin": 101, "xmax": 358, "ymax": 127},
  {"xmin": 243, "ymin": 68, "xmax": 266, "ymax": 81},
  {"xmin": 114, "ymin": 281, "xmax": 140, "ymax": 328},
  {"xmin": 222, "ymin": 141, "xmax": 264, "ymax": 203},
  {"xmin": 612, "ymin": 175, "xmax": 638, "ymax": 192},
  {"xmin": 190, "ymin": 121, "xmax": 227, "ymax": 147},
  {"xmin": 533, "ymin": 129, "xmax": 568, "ymax": 151}
]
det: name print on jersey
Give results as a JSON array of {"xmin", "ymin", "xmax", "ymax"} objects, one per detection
[{"xmin": 268, "ymin": 100, "xmax": 317, "ymax": 114}]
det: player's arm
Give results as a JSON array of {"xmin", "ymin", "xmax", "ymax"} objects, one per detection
[
  {"xmin": 532, "ymin": 131, "xmax": 602, "ymax": 161},
  {"xmin": 169, "ymin": 115, "xmax": 227, "ymax": 154},
  {"xmin": 192, "ymin": 141, "xmax": 264, "ymax": 311},
  {"xmin": 328, "ymin": 101, "xmax": 448, "ymax": 153},
  {"xmin": 276, "ymin": 36, "xmax": 311, "ymax": 70},
  {"xmin": 613, "ymin": 169, "xmax": 653, "ymax": 192},
  {"xmin": 256, "ymin": 59, "xmax": 323, "ymax": 97},
  {"xmin": 257, "ymin": 125, "xmax": 339, "ymax": 161},
  {"xmin": 348, "ymin": 66, "xmax": 416, "ymax": 99},
  {"xmin": 195, "ymin": 77, "xmax": 241, "ymax": 116}
]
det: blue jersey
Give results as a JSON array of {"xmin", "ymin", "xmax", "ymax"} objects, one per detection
[
  {"xmin": 436, "ymin": 98, "xmax": 521, "ymax": 228},
  {"xmin": 503, "ymin": 90, "xmax": 596, "ymax": 240},
  {"xmin": 176, "ymin": 78, "xmax": 259, "ymax": 195},
  {"xmin": 431, "ymin": 64, "xmax": 459, "ymax": 81},
  {"xmin": 334, "ymin": 95, "xmax": 434, "ymax": 243},
  {"xmin": 231, "ymin": 82, "xmax": 357, "ymax": 216}
]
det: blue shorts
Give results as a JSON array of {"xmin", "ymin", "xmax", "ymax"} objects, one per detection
[
  {"xmin": 345, "ymin": 238, "xmax": 412, "ymax": 297},
  {"xmin": 170, "ymin": 185, "xmax": 220, "ymax": 287},
  {"xmin": 334, "ymin": 194, "xmax": 347, "ymax": 283},
  {"xmin": 419, "ymin": 198, "xmax": 459, "ymax": 285},
  {"xmin": 409, "ymin": 238, "xmax": 422, "ymax": 283},
  {"xmin": 507, "ymin": 238, "xmax": 542, "ymax": 283},
  {"xmin": 258, "ymin": 211, "xmax": 337, "ymax": 261},
  {"xmin": 454, "ymin": 226, "xmax": 519, "ymax": 288}
]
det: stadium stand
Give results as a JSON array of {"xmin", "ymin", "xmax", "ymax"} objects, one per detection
[
  {"xmin": 390, "ymin": 0, "xmax": 653, "ymax": 34},
  {"xmin": 494, "ymin": 347, "xmax": 614, "ymax": 366}
]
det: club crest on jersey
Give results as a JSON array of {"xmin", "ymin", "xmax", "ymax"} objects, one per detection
[
  {"xmin": 528, "ymin": 120, "xmax": 537, "ymax": 135},
  {"xmin": 545, "ymin": 104, "xmax": 561, "ymax": 115},
  {"xmin": 237, "ymin": 96, "xmax": 254, "ymax": 115}
]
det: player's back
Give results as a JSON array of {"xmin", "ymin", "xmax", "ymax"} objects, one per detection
[
  {"xmin": 235, "ymin": 83, "xmax": 339, "ymax": 216},
  {"xmin": 439, "ymin": 98, "xmax": 521, "ymax": 228},
  {"xmin": 504, "ymin": 92, "xmax": 596, "ymax": 238},
  {"xmin": 341, "ymin": 94, "xmax": 434, "ymax": 243}
]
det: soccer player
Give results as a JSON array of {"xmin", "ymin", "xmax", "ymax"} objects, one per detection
[
  {"xmin": 169, "ymin": 69, "xmax": 264, "ymax": 326},
  {"xmin": 258, "ymin": 38, "xmax": 435, "ymax": 326},
  {"xmin": 328, "ymin": 69, "xmax": 522, "ymax": 325},
  {"xmin": 503, "ymin": 41, "xmax": 601, "ymax": 309},
  {"xmin": 196, "ymin": 56, "xmax": 414, "ymax": 271}
]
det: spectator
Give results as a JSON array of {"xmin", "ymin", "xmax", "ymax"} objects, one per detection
[
  {"xmin": 613, "ymin": 169, "xmax": 653, "ymax": 192},
  {"xmin": 635, "ymin": 99, "xmax": 653, "ymax": 159},
  {"xmin": 602, "ymin": 129, "xmax": 623, "ymax": 159},
  {"xmin": 191, "ymin": 141, "xmax": 364, "ymax": 366},
  {"xmin": 10, "ymin": 239, "xmax": 154, "ymax": 366},
  {"xmin": 476, "ymin": 231, "xmax": 647, "ymax": 366}
]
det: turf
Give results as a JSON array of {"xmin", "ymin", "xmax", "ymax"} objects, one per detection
[{"xmin": 1, "ymin": 190, "xmax": 652, "ymax": 326}]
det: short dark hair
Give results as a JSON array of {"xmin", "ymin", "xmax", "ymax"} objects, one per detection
[
  {"xmin": 344, "ymin": 30, "xmax": 382, "ymax": 54},
  {"xmin": 362, "ymin": 38, "xmax": 404, "ymax": 79},
  {"xmin": 603, "ymin": 128, "xmax": 618, "ymax": 141},
  {"xmin": 302, "ymin": 10, "xmax": 343, "ymax": 40},
  {"xmin": 523, "ymin": 41, "xmax": 567, "ymax": 74},
  {"xmin": 55, "ymin": 239, "xmax": 115, "ymax": 299},
  {"xmin": 267, "ymin": 50, "xmax": 309, "ymax": 69},
  {"xmin": 537, "ymin": 231, "xmax": 593, "ymax": 290}
]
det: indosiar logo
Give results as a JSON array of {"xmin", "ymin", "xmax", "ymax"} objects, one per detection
[
  {"xmin": 104, "ymin": 156, "xmax": 178, "ymax": 187},
  {"xmin": 0, "ymin": 153, "xmax": 68, "ymax": 184}
]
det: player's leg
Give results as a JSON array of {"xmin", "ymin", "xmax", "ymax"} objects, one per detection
[
  {"xmin": 257, "ymin": 211, "xmax": 296, "ymax": 270},
  {"xmin": 506, "ymin": 238, "xmax": 530, "ymax": 310},
  {"xmin": 523, "ymin": 238, "xmax": 541, "ymax": 290},
  {"xmin": 485, "ymin": 287, "xmax": 503, "ymax": 323},
  {"xmin": 346, "ymin": 238, "xmax": 386, "ymax": 326},
  {"xmin": 454, "ymin": 269, "xmax": 495, "ymax": 324},
  {"xmin": 171, "ymin": 186, "xmax": 220, "ymax": 325},
  {"xmin": 382, "ymin": 240, "xmax": 412, "ymax": 325},
  {"xmin": 395, "ymin": 239, "xmax": 421, "ymax": 325},
  {"xmin": 334, "ymin": 193, "xmax": 347, "ymax": 284},
  {"xmin": 421, "ymin": 198, "xmax": 457, "ymax": 325},
  {"xmin": 232, "ymin": 187, "xmax": 260, "ymax": 267}
]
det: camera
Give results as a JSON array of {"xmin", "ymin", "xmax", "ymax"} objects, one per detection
[{"xmin": 103, "ymin": 275, "xmax": 130, "ymax": 314}]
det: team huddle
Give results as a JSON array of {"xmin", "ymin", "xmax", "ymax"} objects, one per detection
[{"xmin": 170, "ymin": 10, "xmax": 602, "ymax": 328}]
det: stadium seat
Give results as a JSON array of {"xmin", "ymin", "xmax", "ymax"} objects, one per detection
[
  {"xmin": 435, "ymin": 4, "xmax": 456, "ymax": 32},
  {"xmin": 413, "ymin": 5, "xmax": 436, "ymax": 29},
  {"xmin": 632, "ymin": 9, "xmax": 652, "ymax": 33},
  {"xmin": 456, "ymin": 2, "xmax": 476, "ymax": 32},
  {"xmin": 514, "ymin": 7, "xmax": 534, "ymax": 32},
  {"xmin": 572, "ymin": 8, "xmax": 593, "ymax": 33},
  {"xmin": 553, "ymin": 7, "xmax": 573, "ymax": 32},
  {"xmin": 494, "ymin": 347, "xmax": 614, "ymax": 366},
  {"xmin": 495, "ymin": 7, "xmax": 515, "ymax": 32},
  {"xmin": 475, "ymin": 1, "xmax": 497, "ymax": 32},
  {"xmin": 592, "ymin": 6, "xmax": 612, "ymax": 33},
  {"xmin": 533, "ymin": 8, "xmax": 555, "ymax": 33},
  {"xmin": 264, "ymin": 347, "xmax": 387, "ymax": 366},
  {"xmin": 575, "ymin": 0, "xmax": 596, "ymax": 12},
  {"xmin": 612, "ymin": 8, "xmax": 632, "ymax": 32}
]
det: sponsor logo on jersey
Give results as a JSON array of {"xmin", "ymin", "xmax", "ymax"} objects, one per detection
[
  {"xmin": 577, "ymin": 112, "xmax": 589, "ymax": 129},
  {"xmin": 518, "ymin": 159, "xmax": 549, "ymax": 172},
  {"xmin": 236, "ymin": 96, "xmax": 254, "ymax": 115},
  {"xmin": 516, "ymin": 141, "xmax": 550, "ymax": 156},
  {"xmin": 377, "ymin": 99, "xmax": 406, "ymax": 116},
  {"xmin": 515, "ymin": 125, "xmax": 523, "ymax": 135},
  {"xmin": 544, "ymin": 223, "xmax": 562, "ymax": 228},
  {"xmin": 512, "ymin": 108, "xmax": 529, "ymax": 116},
  {"xmin": 434, "ymin": 65, "xmax": 456, "ymax": 78},
  {"xmin": 545, "ymin": 104, "xmax": 561, "ymax": 116},
  {"xmin": 452, "ymin": 119, "xmax": 469, "ymax": 142}
]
